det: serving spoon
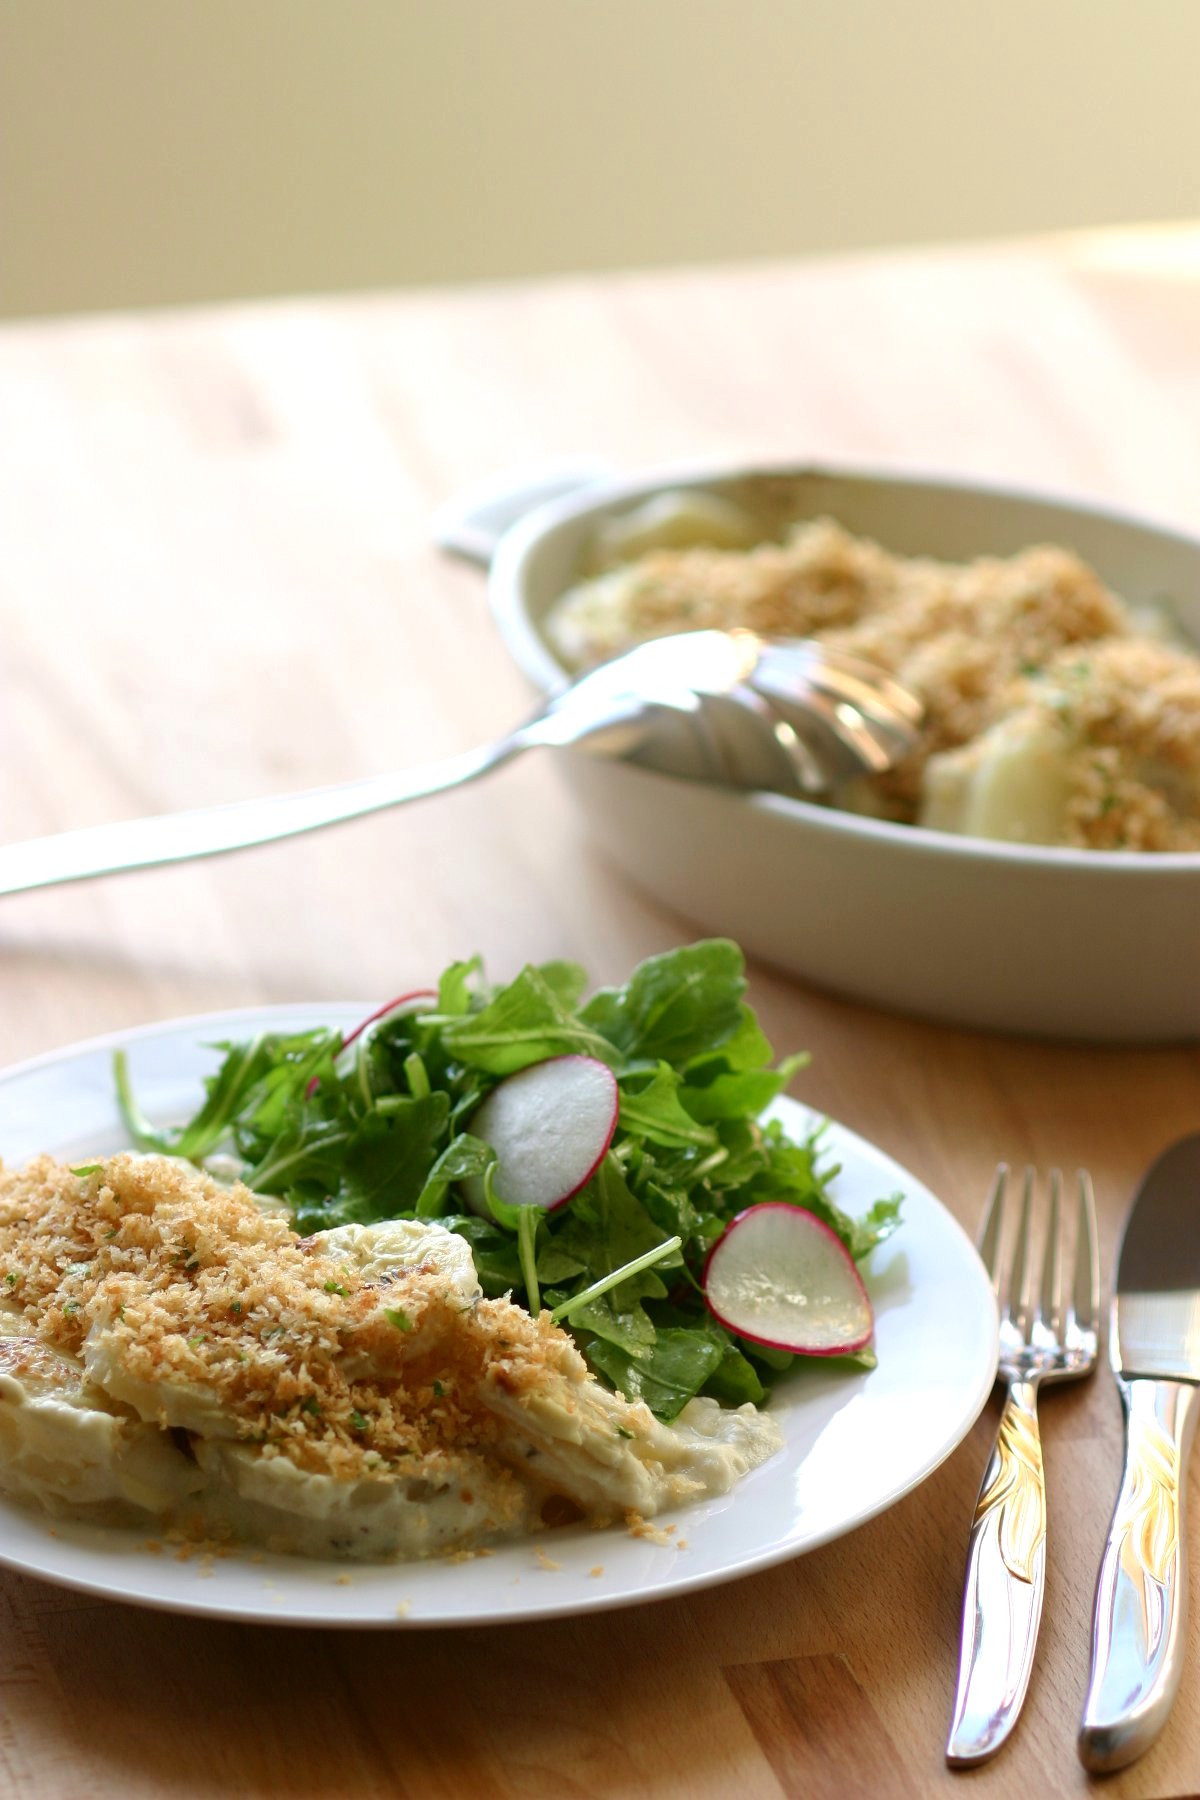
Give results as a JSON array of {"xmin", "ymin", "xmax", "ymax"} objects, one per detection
[{"xmin": 0, "ymin": 630, "xmax": 921, "ymax": 897}]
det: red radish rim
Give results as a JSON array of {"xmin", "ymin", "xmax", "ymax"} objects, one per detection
[
  {"xmin": 469, "ymin": 1053, "xmax": 619, "ymax": 1215},
  {"xmin": 306, "ymin": 989, "xmax": 437, "ymax": 1097},
  {"xmin": 340, "ymin": 989, "xmax": 438, "ymax": 1053},
  {"xmin": 702, "ymin": 1201, "xmax": 875, "ymax": 1357}
]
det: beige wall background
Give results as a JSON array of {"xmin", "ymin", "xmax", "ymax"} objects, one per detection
[{"xmin": 3, "ymin": 0, "xmax": 1200, "ymax": 320}]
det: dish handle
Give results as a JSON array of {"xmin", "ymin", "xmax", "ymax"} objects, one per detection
[{"xmin": 431, "ymin": 460, "xmax": 614, "ymax": 569}]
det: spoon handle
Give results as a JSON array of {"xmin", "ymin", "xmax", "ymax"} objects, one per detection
[{"xmin": 0, "ymin": 733, "xmax": 530, "ymax": 897}]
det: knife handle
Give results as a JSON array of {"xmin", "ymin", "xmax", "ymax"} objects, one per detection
[
  {"xmin": 1078, "ymin": 1378, "xmax": 1199, "ymax": 1773},
  {"xmin": 946, "ymin": 1377, "xmax": 1047, "ymax": 1766}
]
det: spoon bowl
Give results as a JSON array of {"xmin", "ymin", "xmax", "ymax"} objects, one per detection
[{"xmin": 532, "ymin": 629, "xmax": 922, "ymax": 796}]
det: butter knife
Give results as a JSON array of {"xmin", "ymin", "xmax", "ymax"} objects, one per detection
[{"xmin": 1078, "ymin": 1133, "xmax": 1200, "ymax": 1773}]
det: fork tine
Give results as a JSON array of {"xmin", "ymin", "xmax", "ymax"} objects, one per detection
[
  {"xmin": 977, "ymin": 1164, "xmax": 1007, "ymax": 1292},
  {"xmin": 732, "ymin": 686, "xmax": 828, "ymax": 794},
  {"xmin": 758, "ymin": 642, "xmax": 925, "ymax": 725},
  {"xmin": 762, "ymin": 681, "xmax": 903, "ymax": 776},
  {"xmin": 1036, "ymin": 1168, "xmax": 1062, "ymax": 1333},
  {"xmin": 1071, "ymin": 1170, "xmax": 1100, "ymax": 1335},
  {"xmin": 780, "ymin": 660, "xmax": 921, "ymax": 742},
  {"xmin": 750, "ymin": 656, "xmax": 917, "ymax": 770},
  {"xmin": 1006, "ymin": 1167, "xmax": 1035, "ymax": 1330}
]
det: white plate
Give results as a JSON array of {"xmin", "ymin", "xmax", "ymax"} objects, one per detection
[{"xmin": 0, "ymin": 1005, "xmax": 998, "ymax": 1628}]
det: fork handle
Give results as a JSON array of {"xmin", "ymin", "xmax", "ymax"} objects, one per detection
[
  {"xmin": 946, "ymin": 1377, "xmax": 1047, "ymax": 1766},
  {"xmin": 1078, "ymin": 1378, "xmax": 1199, "ymax": 1773}
]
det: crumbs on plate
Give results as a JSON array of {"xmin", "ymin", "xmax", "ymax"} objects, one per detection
[{"xmin": 625, "ymin": 1510, "xmax": 679, "ymax": 1546}]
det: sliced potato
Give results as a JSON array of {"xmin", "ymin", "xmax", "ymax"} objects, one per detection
[{"xmin": 920, "ymin": 711, "xmax": 1074, "ymax": 844}]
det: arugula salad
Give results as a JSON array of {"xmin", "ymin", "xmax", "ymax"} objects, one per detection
[{"xmin": 115, "ymin": 940, "xmax": 901, "ymax": 1422}]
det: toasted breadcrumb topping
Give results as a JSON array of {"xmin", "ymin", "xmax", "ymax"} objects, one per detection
[
  {"xmin": 548, "ymin": 517, "xmax": 1200, "ymax": 849},
  {"xmin": 0, "ymin": 1154, "xmax": 589, "ymax": 1491}
]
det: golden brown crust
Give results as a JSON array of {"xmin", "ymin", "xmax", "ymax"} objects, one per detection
[{"xmin": 0, "ymin": 1155, "xmax": 589, "ymax": 1490}]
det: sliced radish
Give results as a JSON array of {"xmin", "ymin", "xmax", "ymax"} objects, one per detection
[
  {"xmin": 306, "ymin": 990, "xmax": 437, "ymax": 1097},
  {"xmin": 462, "ymin": 1054, "xmax": 619, "ymax": 1217},
  {"xmin": 703, "ymin": 1203, "xmax": 873, "ymax": 1355}
]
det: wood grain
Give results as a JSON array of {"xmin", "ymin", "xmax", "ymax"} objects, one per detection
[{"xmin": 1, "ymin": 224, "xmax": 1200, "ymax": 1797}]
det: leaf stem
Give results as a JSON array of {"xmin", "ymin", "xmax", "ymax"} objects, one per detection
[
  {"xmin": 404, "ymin": 1053, "xmax": 431, "ymax": 1100},
  {"xmin": 517, "ymin": 1205, "xmax": 540, "ymax": 1315},
  {"xmin": 113, "ymin": 1051, "xmax": 171, "ymax": 1153},
  {"xmin": 245, "ymin": 1129, "xmax": 352, "ymax": 1194},
  {"xmin": 175, "ymin": 1032, "xmax": 267, "ymax": 1159},
  {"xmin": 549, "ymin": 1236, "xmax": 682, "ymax": 1324}
]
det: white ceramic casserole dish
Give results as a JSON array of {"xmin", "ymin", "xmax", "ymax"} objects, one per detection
[{"xmin": 434, "ymin": 464, "xmax": 1200, "ymax": 1042}]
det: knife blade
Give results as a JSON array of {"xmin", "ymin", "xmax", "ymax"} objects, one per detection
[{"xmin": 1078, "ymin": 1133, "xmax": 1200, "ymax": 1774}]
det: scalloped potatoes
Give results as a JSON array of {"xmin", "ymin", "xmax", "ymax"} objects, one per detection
[
  {"xmin": 545, "ymin": 508, "xmax": 1200, "ymax": 850},
  {"xmin": 0, "ymin": 1155, "xmax": 780, "ymax": 1559}
]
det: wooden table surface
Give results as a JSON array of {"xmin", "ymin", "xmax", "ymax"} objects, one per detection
[{"xmin": 2, "ymin": 225, "xmax": 1200, "ymax": 1800}]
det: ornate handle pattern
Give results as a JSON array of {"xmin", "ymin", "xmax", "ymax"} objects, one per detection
[
  {"xmin": 946, "ymin": 1378, "xmax": 1047, "ymax": 1765},
  {"xmin": 1078, "ymin": 1379, "xmax": 1198, "ymax": 1774}
]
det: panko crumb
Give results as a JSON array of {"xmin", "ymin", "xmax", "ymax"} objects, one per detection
[
  {"xmin": 170, "ymin": 1532, "xmax": 230, "ymax": 1565},
  {"xmin": 395, "ymin": 1599, "xmax": 411, "ymax": 1619},
  {"xmin": 534, "ymin": 1547, "xmax": 562, "ymax": 1572},
  {"xmin": 335, "ymin": 1574, "xmax": 353, "ymax": 1586},
  {"xmin": 624, "ymin": 1510, "xmax": 677, "ymax": 1546},
  {"xmin": 589, "ymin": 1564, "xmax": 604, "ymax": 1578}
]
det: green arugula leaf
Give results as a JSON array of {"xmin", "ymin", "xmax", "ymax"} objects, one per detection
[
  {"xmin": 437, "ymin": 957, "xmax": 483, "ymax": 1017},
  {"xmin": 581, "ymin": 940, "xmax": 746, "ymax": 1064},
  {"xmin": 682, "ymin": 1052, "xmax": 809, "ymax": 1124},
  {"xmin": 618, "ymin": 1063, "xmax": 718, "ymax": 1149},
  {"xmin": 702, "ymin": 1341, "xmax": 767, "ymax": 1407},
  {"xmin": 569, "ymin": 1290, "xmax": 658, "ymax": 1357},
  {"xmin": 439, "ymin": 1215, "xmax": 522, "ymax": 1295},
  {"xmin": 535, "ymin": 960, "xmax": 588, "ymax": 1008},
  {"xmin": 442, "ymin": 966, "xmax": 617, "ymax": 1074},
  {"xmin": 585, "ymin": 1327, "xmax": 727, "ymax": 1422},
  {"xmin": 553, "ymin": 1154, "xmax": 679, "ymax": 1280},
  {"xmin": 285, "ymin": 1095, "xmax": 450, "ymax": 1234},
  {"xmin": 686, "ymin": 1003, "xmax": 773, "ymax": 1073},
  {"xmin": 414, "ymin": 1132, "xmax": 493, "ymax": 1218},
  {"xmin": 175, "ymin": 1032, "xmax": 281, "ymax": 1159}
]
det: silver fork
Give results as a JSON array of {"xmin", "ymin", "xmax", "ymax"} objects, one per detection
[{"xmin": 946, "ymin": 1166, "xmax": 1100, "ymax": 1766}]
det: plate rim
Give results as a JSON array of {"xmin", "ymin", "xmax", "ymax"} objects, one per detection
[{"xmin": 0, "ymin": 1002, "xmax": 999, "ymax": 1628}]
